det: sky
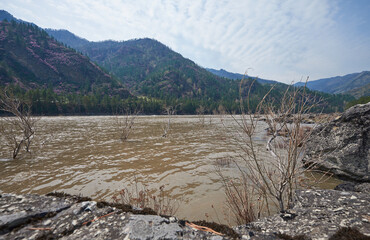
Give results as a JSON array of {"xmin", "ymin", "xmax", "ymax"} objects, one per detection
[{"xmin": 1, "ymin": 0, "xmax": 370, "ymax": 83}]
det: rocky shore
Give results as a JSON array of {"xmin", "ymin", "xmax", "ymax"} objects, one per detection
[{"xmin": 1, "ymin": 187, "xmax": 369, "ymax": 239}]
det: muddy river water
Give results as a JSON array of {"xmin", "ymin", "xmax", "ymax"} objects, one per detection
[{"xmin": 0, "ymin": 115, "xmax": 341, "ymax": 225}]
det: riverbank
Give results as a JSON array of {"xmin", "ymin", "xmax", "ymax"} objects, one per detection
[{"xmin": 1, "ymin": 187, "xmax": 369, "ymax": 239}]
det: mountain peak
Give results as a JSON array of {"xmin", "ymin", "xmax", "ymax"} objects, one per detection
[
  {"xmin": 0, "ymin": 10, "xmax": 17, "ymax": 22},
  {"xmin": 45, "ymin": 29, "xmax": 90, "ymax": 48}
]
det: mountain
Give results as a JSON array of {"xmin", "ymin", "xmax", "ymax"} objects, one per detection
[
  {"xmin": 206, "ymin": 68, "xmax": 277, "ymax": 85},
  {"xmin": 0, "ymin": 20, "xmax": 129, "ymax": 97},
  {"xmin": 295, "ymin": 71, "xmax": 370, "ymax": 97},
  {"xmin": 44, "ymin": 28, "xmax": 354, "ymax": 113},
  {"xmin": 0, "ymin": 10, "xmax": 354, "ymax": 114},
  {"xmin": 45, "ymin": 29, "xmax": 241, "ymax": 101}
]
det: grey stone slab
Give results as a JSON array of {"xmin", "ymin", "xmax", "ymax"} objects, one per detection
[
  {"xmin": 0, "ymin": 193, "xmax": 233, "ymax": 239},
  {"xmin": 235, "ymin": 189, "xmax": 370, "ymax": 239},
  {"xmin": 0, "ymin": 193, "xmax": 73, "ymax": 236}
]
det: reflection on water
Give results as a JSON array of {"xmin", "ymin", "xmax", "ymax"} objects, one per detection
[{"xmin": 0, "ymin": 115, "xmax": 341, "ymax": 224}]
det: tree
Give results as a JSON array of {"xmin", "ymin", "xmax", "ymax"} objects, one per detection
[
  {"xmin": 196, "ymin": 105, "xmax": 206, "ymax": 127},
  {"xmin": 0, "ymin": 88, "xmax": 38, "ymax": 159}
]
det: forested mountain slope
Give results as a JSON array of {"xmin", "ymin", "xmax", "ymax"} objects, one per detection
[
  {"xmin": 0, "ymin": 20, "xmax": 129, "ymax": 97},
  {"xmin": 46, "ymin": 29, "xmax": 239, "ymax": 101}
]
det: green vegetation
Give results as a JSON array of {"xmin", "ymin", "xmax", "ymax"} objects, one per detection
[
  {"xmin": 0, "ymin": 82, "xmax": 353, "ymax": 116},
  {"xmin": 60, "ymin": 36, "xmax": 242, "ymax": 102},
  {"xmin": 346, "ymin": 95, "xmax": 370, "ymax": 109}
]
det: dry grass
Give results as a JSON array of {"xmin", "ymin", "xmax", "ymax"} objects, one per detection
[{"xmin": 112, "ymin": 178, "xmax": 180, "ymax": 216}]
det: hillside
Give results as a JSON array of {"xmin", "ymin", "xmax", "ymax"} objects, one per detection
[
  {"xmin": 0, "ymin": 20, "xmax": 129, "ymax": 97},
  {"xmin": 345, "ymin": 83, "xmax": 370, "ymax": 98},
  {"xmin": 206, "ymin": 68, "xmax": 277, "ymax": 85},
  {"xmin": 295, "ymin": 71, "xmax": 370, "ymax": 97},
  {"xmin": 46, "ymin": 29, "xmax": 240, "ymax": 101}
]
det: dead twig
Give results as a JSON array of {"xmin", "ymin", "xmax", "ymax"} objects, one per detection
[
  {"xmin": 82, "ymin": 211, "xmax": 115, "ymax": 225},
  {"xmin": 186, "ymin": 222, "xmax": 224, "ymax": 236},
  {"xmin": 27, "ymin": 227, "xmax": 52, "ymax": 231}
]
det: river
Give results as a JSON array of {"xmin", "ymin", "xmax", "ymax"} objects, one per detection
[{"xmin": 0, "ymin": 115, "xmax": 341, "ymax": 225}]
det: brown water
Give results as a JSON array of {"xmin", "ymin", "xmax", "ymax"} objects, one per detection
[{"xmin": 0, "ymin": 115, "xmax": 341, "ymax": 225}]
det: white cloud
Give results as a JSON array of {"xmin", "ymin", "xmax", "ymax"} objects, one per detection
[{"xmin": 1, "ymin": 0, "xmax": 369, "ymax": 83}]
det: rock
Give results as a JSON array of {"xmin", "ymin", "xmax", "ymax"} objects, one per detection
[
  {"xmin": 235, "ymin": 189, "xmax": 370, "ymax": 239},
  {"xmin": 354, "ymin": 182, "xmax": 370, "ymax": 193},
  {"xmin": 0, "ymin": 193, "xmax": 74, "ymax": 236},
  {"xmin": 2, "ymin": 191, "xmax": 369, "ymax": 239},
  {"xmin": 334, "ymin": 182, "xmax": 356, "ymax": 192},
  {"xmin": 304, "ymin": 103, "xmax": 370, "ymax": 182},
  {"xmin": 0, "ymin": 193, "xmax": 237, "ymax": 239},
  {"xmin": 335, "ymin": 182, "xmax": 370, "ymax": 193}
]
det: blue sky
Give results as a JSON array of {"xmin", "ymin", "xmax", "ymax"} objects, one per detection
[{"xmin": 1, "ymin": 0, "xmax": 369, "ymax": 83}]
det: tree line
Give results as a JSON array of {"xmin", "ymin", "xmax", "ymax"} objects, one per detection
[{"xmin": 0, "ymin": 83, "xmax": 354, "ymax": 116}]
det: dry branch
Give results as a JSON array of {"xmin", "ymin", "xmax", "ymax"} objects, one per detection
[{"xmin": 0, "ymin": 87, "xmax": 38, "ymax": 159}]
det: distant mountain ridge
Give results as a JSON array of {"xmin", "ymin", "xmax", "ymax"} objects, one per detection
[
  {"xmin": 206, "ymin": 68, "xmax": 277, "ymax": 85},
  {"xmin": 295, "ymin": 71, "xmax": 370, "ymax": 97},
  {"xmin": 45, "ymin": 29, "xmax": 89, "ymax": 49}
]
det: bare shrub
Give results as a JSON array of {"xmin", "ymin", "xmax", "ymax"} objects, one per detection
[
  {"xmin": 114, "ymin": 108, "xmax": 140, "ymax": 141},
  {"xmin": 162, "ymin": 105, "xmax": 176, "ymax": 138},
  {"xmin": 196, "ymin": 105, "xmax": 206, "ymax": 127},
  {"xmin": 112, "ymin": 178, "xmax": 180, "ymax": 216},
  {"xmin": 0, "ymin": 88, "xmax": 38, "ymax": 159},
  {"xmin": 209, "ymin": 109, "xmax": 220, "ymax": 125},
  {"xmin": 214, "ymin": 156, "xmax": 233, "ymax": 168},
  {"xmin": 261, "ymin": 80, "xmax": 322, "ymax": 211},
  {"xmin": 218, "ymin": 77, "xmax": 325, "ymax": 224}
]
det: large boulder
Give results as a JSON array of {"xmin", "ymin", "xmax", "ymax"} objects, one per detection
[{"xmin": 304, "ymin": 102, "xmax": 370, "ymax": 182}]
